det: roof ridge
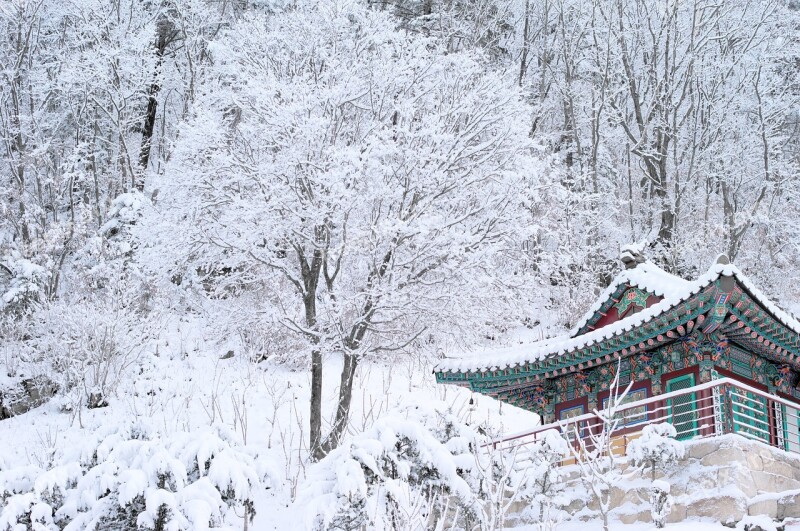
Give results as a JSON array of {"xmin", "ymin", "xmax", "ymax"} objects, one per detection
[{"xmin": 569, "ymin": 260, "xmax": 689, "ymax": 337}]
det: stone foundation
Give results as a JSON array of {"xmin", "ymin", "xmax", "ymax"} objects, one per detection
[{"xmin": 513, "ymin": 434, "xmax": 800, "ymax": 526}]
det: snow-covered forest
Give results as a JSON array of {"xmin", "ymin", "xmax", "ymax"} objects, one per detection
[{"xmin": 1, "ymin": 0, "xmax": 800, "ymax": 529}]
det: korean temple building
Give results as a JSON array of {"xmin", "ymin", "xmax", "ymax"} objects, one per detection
[{"xmin": 434, "ymin": 247, "xmax": 800, "ymax": 449}]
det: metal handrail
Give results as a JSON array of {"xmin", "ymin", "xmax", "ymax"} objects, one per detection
[{"xmin": 489, "ymin": 377, "xmax": 800, "ymax": 456}]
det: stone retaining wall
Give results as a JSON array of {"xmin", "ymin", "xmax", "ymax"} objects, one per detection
[
  {"xmin": 618, "ymin": 434, "xmax": 800, "ymax": 525},
  {"xmin": 512, "ymin": 434, "xmax": 800, "ymax": 526}
]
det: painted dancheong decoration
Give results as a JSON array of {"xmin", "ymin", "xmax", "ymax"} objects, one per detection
[{"xmin": 434, "ymin": 244, "xmax": 800, "ymax": 448}]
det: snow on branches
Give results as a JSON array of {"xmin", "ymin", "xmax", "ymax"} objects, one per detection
[
  {"xmin": 154, "ymin": 0, "xmax": 538, "ymax": 457},
  {"xmin": 626, "ymin": 423, "xmax": 685, "ymax": 480},
  {"xmin": 514, "ymin": 429, "xmax": 571, "ymax": 524}
]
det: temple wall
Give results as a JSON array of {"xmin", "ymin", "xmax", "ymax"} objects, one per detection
[{"xmin": 544, "ymin": 336, "xmax": 791, "ymax": 424}]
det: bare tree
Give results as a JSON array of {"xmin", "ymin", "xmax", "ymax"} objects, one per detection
[{"xmin": 565, "ymin": 361, "xmax": 632, "ymax": 531}]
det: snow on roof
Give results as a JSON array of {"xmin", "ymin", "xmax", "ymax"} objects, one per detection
[
  {"xmin": 570, "ymin": 261, "xmax": 692, "ymax": 337},
  {"xmin": 435, "ymin": 262, "xmax": 800, "ymax": 375}
]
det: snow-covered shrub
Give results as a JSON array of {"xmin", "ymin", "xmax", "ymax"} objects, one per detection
[
  {"xmin": 649, "ymin": 479, "xmax": 672, "ymax": 529},
  {"xmin": 626, "ymin": 423, "xmax": 685, "ymax": 528},
  {"xmin": 0, "ymin": 422, "xmax": 274, "ymax": 531},
  {"xmin": 1, "ymin": 189, "xmax": 156, "ymax": 418},
  {"xmin": 626, "ymin": 423, "xmax": 684, "ymax": 480},
  {"xmin": 736, "ymin": 514, "xmax": 780, "ymax": 531},
  {"xmin": 298, "ymin": 402, "xmax": 485, "ymax": 531},
  {"xmin": 468, "ymin": 428, "xmax": 571, "ymax": 531},
  {"xmin": 0, "ymin": 254, "xmax": 47, "ymax": 315},
  {"xmin": 101, "ymin": 191, "xmax": 147, "ymax": 240},
  {"xmin": 31, "ymin": 293, "xmax": 156, "ymax": 414},
  {"xmin": 516, "ymin": 429, "xmax": 571, "ymax": 524}
]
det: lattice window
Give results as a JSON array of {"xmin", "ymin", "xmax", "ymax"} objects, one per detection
[
  {"xmin": 602, "ymin": 387, "xmax": 648, "ymax": 426},
  {"xmin": 666, "ymin": 374, "xmax": 698, "ymax": 440}
]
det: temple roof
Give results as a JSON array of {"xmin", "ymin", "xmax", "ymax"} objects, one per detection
[
  {"xmin": 435, "ymin": 260, "xmax": 800, "ymax": 376},
  {"xmin": 570, "ymin": 261, "xmax": 691, "ymax": 337}
]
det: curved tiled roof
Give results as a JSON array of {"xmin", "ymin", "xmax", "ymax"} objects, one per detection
[
  {"xmin": 435, "ymin": 262, "xmax": 800, "ymax": 375},
  {"xmin": 569, "ymin": 261, "xmax": 691, "ymax": 336}
]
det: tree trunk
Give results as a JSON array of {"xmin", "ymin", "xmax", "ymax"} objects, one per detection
[
  {"xmin": 317, "ymin": 247, "xmax": 392, "ymax": 456},
  {"xmin": 298, "ymin": 243, "xmax": 325, "ymax": 460},
  {"xmin": 137, "ymin": 17, "xmax": 174, "ymax": 189},
  {"xmin": 310, "ymin": 346, "xmax": 324, "ymax": 460},
  {"xmin": 321, "ymin": 352, "xmax": 359, "ymax": 453},
  {"xmin": 304, "ymin": 286, "xmax": 323, "ymax": 460},
  {"xmin": 10, "ymin": 67, "xmax": 30, "ymax": 243},
  {"xmin": 518, "ymin": 0, "xmax": 530, "ymax": 87}
]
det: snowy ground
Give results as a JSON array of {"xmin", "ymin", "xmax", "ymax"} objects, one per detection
[
  {"xmin": 521, "ymin": 522, "xmax": 725, "ymax": 531},
  {"xmin": 0, "ymin": 313, "xmax": 540, "ymax": 529}
]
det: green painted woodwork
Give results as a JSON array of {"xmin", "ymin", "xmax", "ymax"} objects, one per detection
[
  {"xmin": 728, "ymin": 305, "xmax": 800, "ymax": 357},
  {"xmin": 615, "ymin": 287, "xmax": 650, "ymax": 315},
  {"xmin": 666, "ymin": 373, "xmax": 698, "ymax": 440}
]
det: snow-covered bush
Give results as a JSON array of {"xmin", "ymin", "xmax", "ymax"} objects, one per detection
[
  {"xmin": 30, "ymin": 290, "xmax": 158, "ymax": 416},
  {"xmin": 649, "ymin": 479, "xmax": 672, "ymax": 529},
  {"xmin": 467, "ymin": 428, "xmax": 571, "ymax": 531},
  {"xmin": 626, "ymin": 423, "xmax": 685, "ymax": 528},
  {"xmin": 1, "ymin": 189, "xmax": 156, "ymax": 418},
  {"xmin": 516, "ymin": 429, "xmax": 571, "ymax": 524},
  {"xmin": 626, "ymin": 423, "xmax": 684, "ymax": 480},
  {"xmin": 736, "ymin": 514, "xmax": 780, "ymax": 531},
  {"xmin": 0, "ymin": 254, "xmax": 47, "ymax": 316},
  {"xmin": 101, "ymin": 192, "xmax": 147, "ymax": 240},
  {"xmin": 0, "ymin": 422, "xmax": 274, "ymax": 530},
  {"xmin": 298, "ymin": 402, "xmax": 485, "ymax": 531}
]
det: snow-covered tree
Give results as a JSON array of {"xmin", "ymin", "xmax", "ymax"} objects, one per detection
[
  {"xmin": 565, "ymin": 362, "xmax": 631, "ymax": 531},
  {"xmin": 2, "ymin": 0, "xmax": 800, "ymax": 527},
  {"xmin": 152, "ymin": 0, "xmax": 538, "ymax": 458},
  {"xmin": 516, "ymin": 0, "xmax": 800, "ymax": 275},
  {"xmin": 626, "ymin": 422, "xmax": 684, "ymax": 482},
  {"xmin": 517, "ymin": 429, "xmax": 570, "ymax": 525},
  {"xmin": 471, "ymin": 428, "xmax": 570, "ymax": 530}
]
